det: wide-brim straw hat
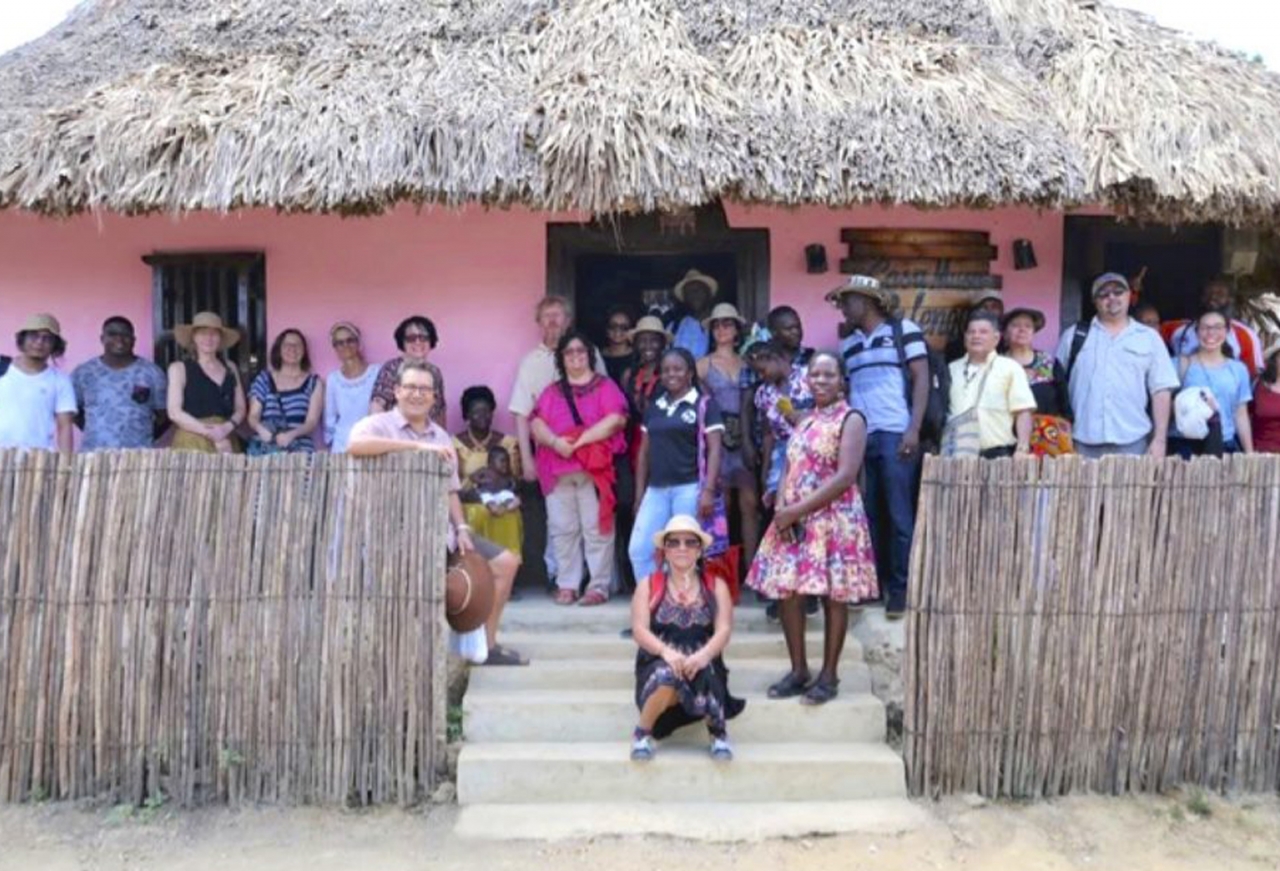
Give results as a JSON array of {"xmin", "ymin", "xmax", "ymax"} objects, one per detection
[
  {"xmin": 825, "ymin": 275, "xmax": 896, "ymax": 312},
  {"xmin": 651, "ymin": 514, "xmax": 714, "ymax": 551},
  {"xmin": 702, "ymin": 302, "xmax": 746, "ymax": 328},
  {"xmin": 446, "ymin": 551, "xmax": 495, "ymax": 633},
  {"xmin": 673, "ymin": 269, "xmax": 719, "ymax": 303},
  {"xmin": 629, "ymin": 315, "xmax": 673, "ymax": 342},
  {"xmin": 19, "ymin": 313, "xmax": 62, "ymax": 336},
  {"xmin": 1000, "ymin": 307, "xmax": 1046, "ymax": 332},
  {"xmin": 174, "ymin": 311, "xmax": 241, "ymax": 351}
]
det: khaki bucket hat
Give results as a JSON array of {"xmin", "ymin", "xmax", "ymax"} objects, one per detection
[
  {"xmin": 174, "ymin": 312, "xmax": 241, "ymax": 351},
  {"xmin": 629, "ymin": 315, "xmax": 673, "ymax": 342},
  {"xmin": 19, "ymin": 313, "xmax": 62, "ymax": 336}
]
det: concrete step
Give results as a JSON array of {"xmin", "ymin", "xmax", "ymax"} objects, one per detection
[
  {"xmin": 455, "ymin": 799, "xmax": 929, "ymax": 841},
  {"xmin": 456, "ymin": 742, "xmax": 906, "ymax": 804},
  {"xmin": 468, "ymin": 656, "xmax": 871, "ymax": 695},
  {"xmin": 464, "ymin": 687, "xmax": 884, "ymax": 743},
  {"xmin": 502, "ymin": 597, "xmax": 801, "ymax": 634},
  {"xmin": 495, "ymin": 631, "xmax": 862, "ymax": 663}
]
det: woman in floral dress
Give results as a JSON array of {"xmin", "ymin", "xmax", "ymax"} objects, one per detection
[{"xmin": 747, "ymin": 351, "xmax": 878, "ymax": 705}]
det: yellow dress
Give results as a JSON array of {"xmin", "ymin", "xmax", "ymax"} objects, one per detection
[{"xmin": 453, "ymin": 431, "xmax": 523, "ymax": 556}]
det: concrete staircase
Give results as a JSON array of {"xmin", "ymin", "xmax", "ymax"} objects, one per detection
[{"xmin": 454, "ymin": 598, "xmax": 924, "ymax": 841}]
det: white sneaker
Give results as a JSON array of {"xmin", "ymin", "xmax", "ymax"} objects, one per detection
[
  {"xmin": 709, "ymin": 737, "xmax": 734, "ymax": 762},
  {"xmin": 630, "ymin": 734, "xmax": 655, "ymax": 762}
]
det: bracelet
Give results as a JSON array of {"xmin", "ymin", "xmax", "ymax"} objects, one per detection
[{"xmin": 456, "ymin": 524, "xmax": 472, "ymax": 532}]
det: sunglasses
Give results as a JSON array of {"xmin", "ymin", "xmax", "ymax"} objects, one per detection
[
  {"xmin": 663, "ymin": 536, "xmax": 703, "ymax": 550},
  {"xmin": 332, "ymin": 336, "xmax": 359, "ymax": 347},
  {"xmin": 1094, "ymin": 288, "xmax": 1128, "ymax": 300},
  {"xmin": 403, "ymin": 332, "xmax": 431, "ymax": 343}
]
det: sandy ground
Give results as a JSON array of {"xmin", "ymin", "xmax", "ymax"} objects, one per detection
[{"xmin": 2, "ymin": 792, "xmax": 1278, "ymax": 871}]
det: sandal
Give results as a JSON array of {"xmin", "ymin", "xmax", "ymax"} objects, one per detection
[
  {"xmin": 800, "ymin": 677, "xmax": 839, "ymax": 706},
  {"xmin": 480, "ymin": 644, "xmax": 529, "ymax": 667},
  {"xmin": 578, "ymin": 589, "xmax": 609, "ymax": 607},
  {"xmin": 553, "ymin": 588, "xmax": 577, "ymax": 605},
  {"xmin": 767, "ymin": 671, "xmax": 812, "ymax": 699}
]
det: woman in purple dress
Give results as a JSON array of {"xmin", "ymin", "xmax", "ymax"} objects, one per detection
[{"xmin": 746, "ymin": 351, "xmax": 878, "ymax": 706}]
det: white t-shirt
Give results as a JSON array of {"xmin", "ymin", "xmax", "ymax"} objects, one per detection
[
  {"xmin": 0, "ymin": 364, "xmax": 77, "ymax": 449},
  {"xmin": 324, "ymin": 364, "xmax": 378, "ymax": 453}
]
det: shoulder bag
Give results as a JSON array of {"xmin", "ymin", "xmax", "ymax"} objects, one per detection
[{"xmin": 940, "ymin": 362, "xmax": 993, "ymax": 458}]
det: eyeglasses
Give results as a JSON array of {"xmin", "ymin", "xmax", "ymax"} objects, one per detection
[
  {"xmin": 663, "ymin": 536, "xmax": 703, "ymax": 550},
  {"xmin": 403, "ymin": 332, "xmax": 431, "ymax": 343},
  {"xmin": 1094, "ymin": 288, "xmax": 1128, "ymax": 300},
  {"xmin": 398, "ymin": 385, "xmax": 435, "ymax": 396},
  {"xmin": 563, "ymin": 346, "xmax": 589, "ymax": 358},
  {"xmin": 332, "ymin": 337, "xmax": 359, "ymax": 348}
]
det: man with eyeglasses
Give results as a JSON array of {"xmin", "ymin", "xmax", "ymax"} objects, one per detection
[
  {"xmin": 351, "ymin": 360, "xmax": 527, "ymax": 666},
  {"xmin": 71, "ymin": 316, "xmax": 168, "ymax": 450},
  {"xmin": 1055, "ymin": 273, "xmax": 1179, "ymax": 459},
  {"xmin": 0, "ymin": 313, "xmax": 77, "ymax": 452}
]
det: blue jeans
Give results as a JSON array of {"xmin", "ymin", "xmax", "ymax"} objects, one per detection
[
  {"xmin": 863, "ymin": 431, "xmax": 921, "ymax": 611},
  {"xmin": 628, "ymin": 481, "xmax": 701, "ymax": 579}
]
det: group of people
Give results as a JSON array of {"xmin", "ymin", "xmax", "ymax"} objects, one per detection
[{"xmin": 3, "ymin": 267, "xmax": 1279, "ymax": 761}]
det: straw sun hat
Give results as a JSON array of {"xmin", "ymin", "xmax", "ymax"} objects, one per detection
[
  {"xmin": 701, "ymin": 302, "xmax": 746, "ymax": 329},
  {"xmin": 629, "ymin": 315, "xmax": 674, "ymax": 342},
  {"xmin": 673, "ymin": 269, "xmax": 719, "ymax": 303},
  {"xmin": 824, "ymin": 275, "xmax": 897, "ymax": 312},
  {"xmin": 651, "ymin": 514, "xmax": 713, "ymax": 550},
  {"xmin": 174, "ymin": 311, "xmax": 241, "ymax": 351},
  {"xmin": 20, "ymin": 313, "xmax": 62, "ymax": 336}
]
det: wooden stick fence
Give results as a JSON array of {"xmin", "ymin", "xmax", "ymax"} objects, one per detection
[
  {"xmin": 0, "ymin": 449, "xmax": 449, "ymax": 807},
  {"xmin": 905, "ymin": 455, "xmax": 1280, "ymax": 798}
]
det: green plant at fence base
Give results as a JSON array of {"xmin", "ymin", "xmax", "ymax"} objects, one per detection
[
  {"xmin": 1186, "ymin": 789, "xmax": 1212, "ymax": 818},
  {"xmin": 447, "ymin": 704, "xmax": 464, "ymax": 743},
  {"xmin": 220, "ymin": 747, "xmax": 246, "ymax": 768}
]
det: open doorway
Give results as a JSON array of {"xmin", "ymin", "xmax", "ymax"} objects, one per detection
[
  {"xmin": 547, "ymin": 203, "xmax": 770, "ymax": 351},
  {"xmin": 1061, "ymin": 218, "xmax": 1223, "ymax": 327}
]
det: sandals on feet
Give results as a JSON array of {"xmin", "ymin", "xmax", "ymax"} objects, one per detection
[
  {"xmin": 480, "ymin": 644, "xmax": 529, "ymax": 667},
  {"xmin": 767, "ymin": 672, "xmax": 811, "ymax": 699},
  {"xmin": 578, "ymin": 588, "xmax": 609, "ymax": 607},
  {"xmin": 800, "ymin": 677, "xmax": 839, "ymax": 706},
  {"xmin": 553, "ymin": 588, "xmax": 577, "ymax": 605}
]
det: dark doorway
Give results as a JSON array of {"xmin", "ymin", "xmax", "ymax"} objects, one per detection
[
  {"xmin": 1062, "ymin": 218, "xmax": 1223, "ymax": 327},
  {"xmin": 547, "ymin": 203, "xmax": 770, "ymax": 350}
]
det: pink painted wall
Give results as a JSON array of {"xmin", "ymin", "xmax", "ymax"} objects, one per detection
[{"xmin": 0, "ymin": 204, "xmax": 1065, "ymax": 438}]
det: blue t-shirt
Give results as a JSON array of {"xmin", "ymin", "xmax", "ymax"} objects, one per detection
[{"xmin": 1179, "ymin": 358, "xmax": 1252, "ymax": 443}]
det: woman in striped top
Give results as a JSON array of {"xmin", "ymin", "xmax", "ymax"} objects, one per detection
[{"xmin": 248, "ymin": 328, "xmax": 325, "ymax": 454}]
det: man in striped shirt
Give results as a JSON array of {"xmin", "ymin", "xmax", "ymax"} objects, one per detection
[{"xmin": 832, "ymin": 277, "xmax": 929, "ymax": 620}]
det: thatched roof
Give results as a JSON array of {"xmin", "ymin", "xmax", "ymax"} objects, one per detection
[{"xmin": 0, "ymin": 0, "xmax": 1277, "ymax": 222}]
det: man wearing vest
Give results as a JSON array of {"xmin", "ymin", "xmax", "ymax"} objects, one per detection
[
  {"xmin": 1056, "ymin": 273, "xmax": 1179, "ymax": 459},
  {"xmin": 832, "ymin": 276, "xmax": 929, "ymax": 620}
]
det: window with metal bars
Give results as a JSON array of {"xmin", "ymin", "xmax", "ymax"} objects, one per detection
[{"xmin": 143, "ymin": 253, "xmax": 267, "ymax": 380}]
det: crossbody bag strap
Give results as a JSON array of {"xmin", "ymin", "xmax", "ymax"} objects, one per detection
[
  {"xmin": 558, "ymin": 379, "xmax": 585, "ymax": 427},
  {"xmin": 967, "ymin": 361, "xmax": 995, "ymax": 414}
]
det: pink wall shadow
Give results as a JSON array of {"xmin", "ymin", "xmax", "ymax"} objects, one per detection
[{"xmin": 0, "ymin": 204, "xmax": 1066, "ymax": 438}]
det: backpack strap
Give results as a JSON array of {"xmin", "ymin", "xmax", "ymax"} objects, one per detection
[
  {"xmin": 889, "ymin": 317, "xmax": 912, "ymax": 409},
  {"xmin": 1064, "ymin": 323, "xmax": 1090, "ymax": 382},
  {"xmin": 646, "ymin": 568, "xmax": 719, "ymax": 612}
]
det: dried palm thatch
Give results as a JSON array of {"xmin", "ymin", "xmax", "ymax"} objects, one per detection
[{"xmin": 0, "ymin": 0, "xmax": 1277, "ymax": 222}]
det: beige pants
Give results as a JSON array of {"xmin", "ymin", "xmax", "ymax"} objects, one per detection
[{"xmin": 546, "ymin": 472, "xmax": 615, "ymax": 594}]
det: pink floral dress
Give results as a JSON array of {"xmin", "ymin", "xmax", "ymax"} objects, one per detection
[{"xmin": 746, "ymin": 400, "xmax": 879, "ymax": 603}]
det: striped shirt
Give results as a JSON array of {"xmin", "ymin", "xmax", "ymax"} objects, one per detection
[
  {"xmin": 840, "ymin": 319, "xmax": 927, "ymax": 435},
  {"xmin": 250, "ymin": 371, "xmax": 320, "ymax": 453}
]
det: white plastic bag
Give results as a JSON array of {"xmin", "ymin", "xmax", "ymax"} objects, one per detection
[
  {"xmin": 449, "ymin": 626, "xmax": 489, "ymax": 664},
  {"xmin": 1174, "ymin": 387, "xmax": 1215, "ymax": 440}
]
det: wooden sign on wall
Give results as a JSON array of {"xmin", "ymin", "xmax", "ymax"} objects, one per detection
[{"xmin": 840, "ymin": 229, "xmax": 1002, "ymax": 348}]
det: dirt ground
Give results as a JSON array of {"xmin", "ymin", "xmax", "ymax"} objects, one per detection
[{"xmin": 2, "ymin": 792, "xmax": 1277, "ymax": 871}]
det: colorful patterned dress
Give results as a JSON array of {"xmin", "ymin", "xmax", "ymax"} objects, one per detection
[{"xmin": 746, "ymin": 400, "xmax": 879, "ymax": 603}]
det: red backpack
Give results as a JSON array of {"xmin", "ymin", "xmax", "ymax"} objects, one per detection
[{"xmin": 646, "ymin": 569, "xmax": 727, "ymax": 612}]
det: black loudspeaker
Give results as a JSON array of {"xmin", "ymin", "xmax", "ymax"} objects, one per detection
[
  {"xmin": 805, "ymin": 244, "xmax": 828, "ymax": 274},
  {"xmin": 1013, "ymin": 239, "xmax": 1037, "ymax": 270}
]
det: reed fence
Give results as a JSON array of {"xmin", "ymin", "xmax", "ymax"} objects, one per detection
[
  {"xmin": 905, "ymin": 455, "xmax": 1280, "ymax": 799},
  {"xmin": 0, "ymin": 449, "xmax": 449, "ymax": 807}
]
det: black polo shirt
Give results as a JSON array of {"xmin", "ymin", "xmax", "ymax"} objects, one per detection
[{"xmin": 641, "ymin": 388, "xmax": 724, "ymax": 487}]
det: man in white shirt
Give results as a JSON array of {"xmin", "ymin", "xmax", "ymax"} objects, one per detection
[{"xmin": 0, "ymin": 314, "xmax": 76, "ymax": 452}]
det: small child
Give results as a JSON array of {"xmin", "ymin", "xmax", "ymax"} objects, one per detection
[
  {"xmin": 471, "ymin": 445, "xmax": 521, "ymax": 514},
  {"xmin": 746, "ymin": 341, "xmax": 803, "ymax": 504}
]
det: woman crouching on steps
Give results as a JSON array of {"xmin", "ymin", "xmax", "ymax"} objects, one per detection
[{"xmin": 630, "ymin": 515, "xmax": 744, "ymax": 762}]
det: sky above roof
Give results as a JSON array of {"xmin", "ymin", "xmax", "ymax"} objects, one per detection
[{"xmin": 0, "ymin": 0, "xmax": 1277, "ymax": 66}]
